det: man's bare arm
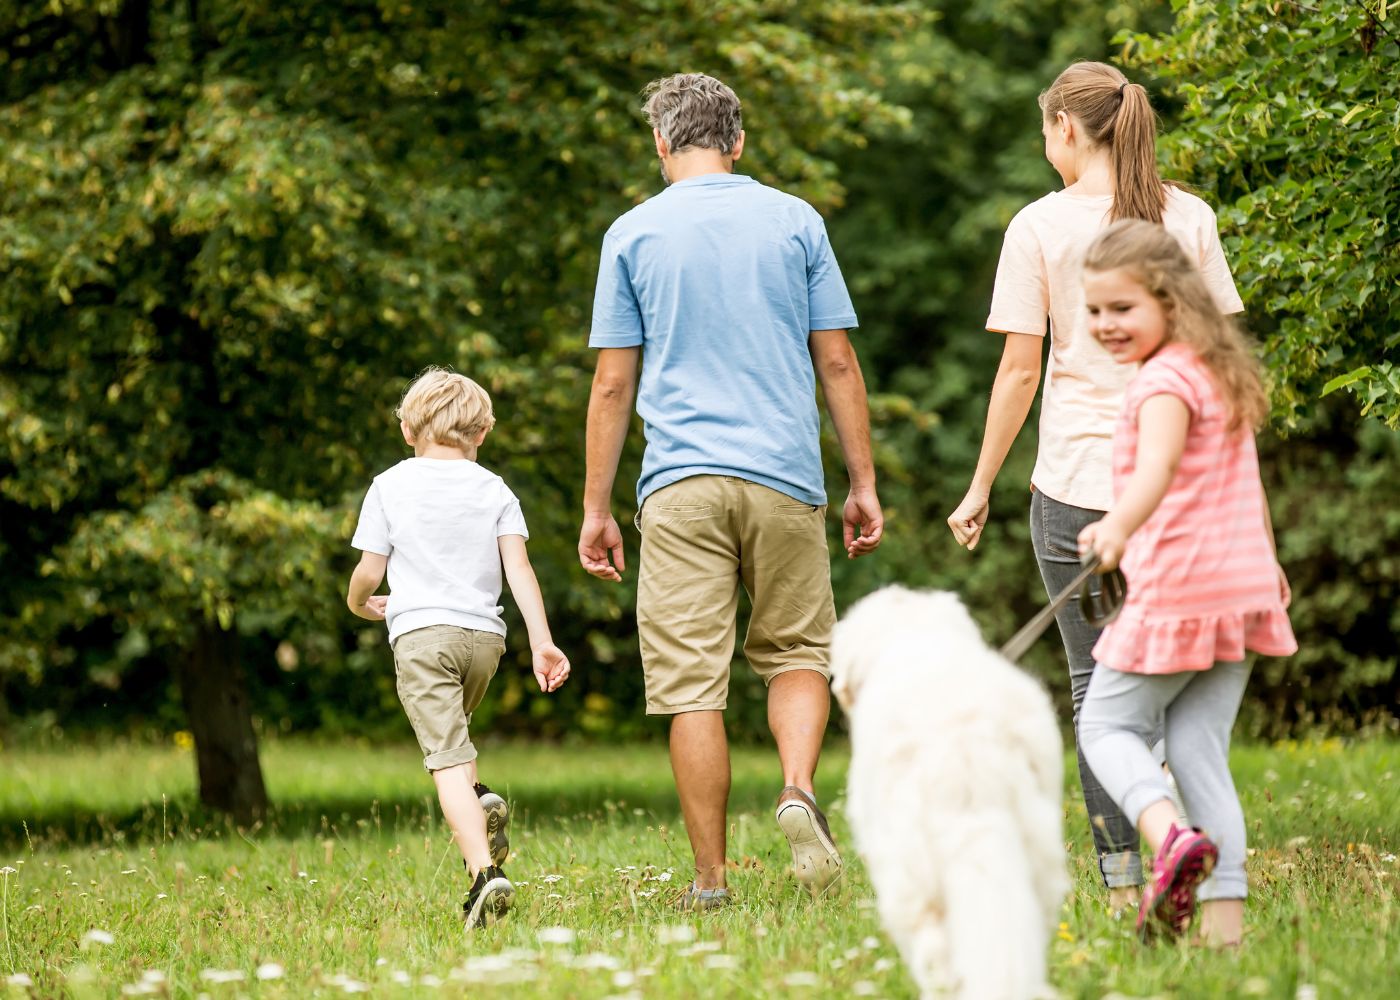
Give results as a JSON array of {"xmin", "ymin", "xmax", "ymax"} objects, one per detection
[{"xmin": 579, "ymin": 347, "xmax": 640, "ymax": 581}]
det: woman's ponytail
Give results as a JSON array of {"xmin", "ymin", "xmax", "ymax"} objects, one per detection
[
  {"xmin": 1110, "ymin": 83, "xmax": 1166, "ymax": 224},
  {"xmin": 1039, "ymin": 63, "xmax": 1167, "ymax": 223}
]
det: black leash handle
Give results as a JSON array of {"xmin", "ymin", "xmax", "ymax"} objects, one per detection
[{"xmin": 999, "ymin": 553, "xmax": 1127, "ymax": 663}]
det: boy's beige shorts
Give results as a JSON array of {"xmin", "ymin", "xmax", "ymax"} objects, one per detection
[
  {"xmin": 392, "ymin": 624, "xmax": 504, "ymax": 771},
  {"xmin": 635, "ymin": 475, "xmax": 836, "ymax": 715}
]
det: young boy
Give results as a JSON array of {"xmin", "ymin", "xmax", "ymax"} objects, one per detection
[{"xmin": 346, "ymin": 366, "xmax": 570, "ymax": 928}]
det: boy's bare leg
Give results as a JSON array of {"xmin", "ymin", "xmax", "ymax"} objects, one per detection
[
  {"xmin": 433, "ymin": 761, "xmax": 492, "ymax": 876},
  {"xmin": 1198, "ymin": 899, "xmax": 1244, "ymax": 947},
  {"xmin": 670, "ymin": 709, "xmax": 730, "ymax": 890},
  {"xmin": 769, "ymin": 669, "xmax": 829, "ymax": 794}
]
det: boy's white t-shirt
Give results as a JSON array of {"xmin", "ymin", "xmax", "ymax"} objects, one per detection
[
  {"xmin": 351, "ymin": 458, "xmax": 528, "ymax": 644},
  {"xmin": 986, "ymin": 187, "xmax": 1244, "ymax": 512}
]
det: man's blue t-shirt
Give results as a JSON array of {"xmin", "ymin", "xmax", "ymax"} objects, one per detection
[{"xmin": 589, "ymin": 173, "xmax": 858, "ymax": 507}]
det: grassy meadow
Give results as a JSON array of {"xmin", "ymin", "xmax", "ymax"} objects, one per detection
[{"xmin": 0, "ymin": 737, "xmax": 1396, "ymax": 998}]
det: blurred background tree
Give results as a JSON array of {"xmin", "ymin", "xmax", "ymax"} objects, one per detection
[{"xmin": 1, "ymin": 0, "xmax": 1395, "ymax": 818}]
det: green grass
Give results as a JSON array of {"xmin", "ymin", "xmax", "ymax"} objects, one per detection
[{"xmin": 1, "ymin": 738, "xmax": 1396, "ymax": 998}]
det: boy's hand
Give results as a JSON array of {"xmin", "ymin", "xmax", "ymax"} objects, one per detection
[
  {"xmin": 1078, "ymin": 519, "xmax": 1127, "ymax": 573},
  {"xmin": 532, "ymin": 643, "xmax": 571, "ymax": 693},
  {"xmin": 350, "ymin": 595, "xmax": 387, "ymax": 621}
]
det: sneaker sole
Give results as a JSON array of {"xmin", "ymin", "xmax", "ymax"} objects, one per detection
[
  {"xmin": 464, "ymin": 878, "xmax": 513, "ymax": 929},
  {"xmin": 776, "ymin": 801, "xmax": 842, "ymax": 896},
  {"xmin": 480, "ymin": 793, "xmax": 510, "ymax": 868},
  {"xmin": 1139, "ymin": 840, "xmax": 1218, "ymax": 942}
]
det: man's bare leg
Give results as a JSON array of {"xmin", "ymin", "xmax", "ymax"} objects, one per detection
[
  {"xmin": 670, "ymin": 709, "xmax": 730, "ymax": 890},
  {"xmin": 769, "ymin": 669, "xmax": 830, "ymax": 793}
]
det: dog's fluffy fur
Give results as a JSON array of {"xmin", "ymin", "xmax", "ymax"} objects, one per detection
[{"xmin": 832, "ymin": 587, "xmax": 1069, "ymax": 1000}]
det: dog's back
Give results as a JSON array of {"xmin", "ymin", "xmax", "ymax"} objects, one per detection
[{"xmin": 835, "ymin": 587, "xmax": 1068, "ymax": 1000}]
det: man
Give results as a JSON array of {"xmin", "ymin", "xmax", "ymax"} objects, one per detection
[{"xmin": 578, "ymin": 72, "xmax": 883, "ymax": 908}]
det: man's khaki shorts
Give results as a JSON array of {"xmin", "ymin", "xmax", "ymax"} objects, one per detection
[
  {"xmin": 635, "ymin": 475, "xmax": 836, "ymax": 715},
  {"xmin": 392, "ymin": 624, "xmax": 504, "ymax": 771}
]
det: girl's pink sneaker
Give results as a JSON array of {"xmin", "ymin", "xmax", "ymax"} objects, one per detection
[{"xmin": 1137, "ymin": 824, "xmax": 1218, "ymax": 941}]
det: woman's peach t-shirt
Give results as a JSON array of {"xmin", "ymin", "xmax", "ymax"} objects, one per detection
[{"xmin": 986, "ymin": 188, "xmax": 1244, "ymax": 512}]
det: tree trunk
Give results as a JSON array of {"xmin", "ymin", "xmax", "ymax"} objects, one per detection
[{"xmin": 176, "ymin": 625, "xmax": 269, "ymax": 824}]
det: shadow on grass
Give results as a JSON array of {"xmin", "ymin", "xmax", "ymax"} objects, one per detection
[{"xmin": 0, "ymin": 771, "xmax": 789, "ymax": 852}]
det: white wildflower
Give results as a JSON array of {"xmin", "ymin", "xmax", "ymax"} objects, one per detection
[
  {"xmin": 199, "ymin": 969, "xmax": 246, "ymax": 983},
  {"xmin": 638, "ymin": 890, "xmax": 656, "ymax": 898},
  {"xmin": 82, "ymin": 929, "xmax": 115, "ymax": 946},
  {"xmin": 853, "ymin": 982, "xmax": 877, "ymax": 996},
  {"xmin": 1, "ymin": 866, "xmax": 18, "ymax": 875},
  {"xmin": 874, "ymin": 958, "xmax": 895, "ymax": 973},
  {"xmin": 542, "ymin": 874, "xmax": 563, "ymax": 884},
  {"xmin": 155, "ymin": 893, "xmax": 168, "ymax": 900},
  {"xmin": 861, "ymin": 936, "xmax": 880, "ymax": 950},
  {"xmin": 537, "ymin": 926, "xmax": 576, "ymax": 945},
  {"xmin": 255, "ymin": 963, "xmax": 284, "ymax": 980},
  {"xmin": 6, "ymin": 975, "xmax": 34, "ymax": 988},
  {"xmin": 657, "ymin": 924, "xmax": 696, "ymax": 945},
  {"xmin": 121, "ymin": 869, "xmax": 137, "ymax": 875},
  {"xmin": 783, "ymin": 972, "xmax": 821, "ymax": 987},
  {"xmin": 652, "ymin": 872, "xmax": 673, "ymax": 882},
  {"xmin": 391, "ymin": 971, "xmax": 412, "ymax": 985},
  {"xmin": 572, "ymin": 953, "xmax": 621, "ymax": 970},
  {"xmin": 1296, "ymin": 986, "xmax": 1318, "ymax": 1000},
  {"xmin": 703, "ymin": 954, "xmax": 740, "ymax": 970},
  {"xmin": 419, "ymin": 974, "xmax": 443, "ymax": 987},
  {"xmin": 613, "ymin": 971, "xmax": 637, "ymax": 987},
  {"xmin": 1382, "ymin": 853, "xmax": 1397, "ymax": 863},
  {"xmin": 140, "ymin": 971, "xmax": 167, "ymax": 985}
]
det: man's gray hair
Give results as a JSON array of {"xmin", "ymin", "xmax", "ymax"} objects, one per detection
[{"xmin": 643, "ymin": 73, "xmax": 742, "ymax": 155}]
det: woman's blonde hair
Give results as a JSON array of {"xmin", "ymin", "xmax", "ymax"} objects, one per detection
[
  {"xmin": 1040, "ymin": 61, "xmax": 1169, "ymax": 224},
  {"xmin": 1084, "ymin": 220, "xmax": 1268, "ymax": 431},
  {"xmin": 396, "ymin": 366, "xmax": 496, "ymax": 449}
]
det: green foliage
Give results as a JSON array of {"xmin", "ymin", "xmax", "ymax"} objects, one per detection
[
  {"xmin": 1123, "ymin": 0, "xmax": 1400, "ymax": 427},
  {"xmin": 0, "ymin": 0, "xmax": 920, "ymax": 737}
]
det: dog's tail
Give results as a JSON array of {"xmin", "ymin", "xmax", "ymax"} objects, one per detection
[{"xmin": 940, "ymin": 818, "xmax": 1051, "ymax": 1000}]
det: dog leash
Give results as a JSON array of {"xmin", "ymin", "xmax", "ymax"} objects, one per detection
[{"xmin": 999, "ymin": 553, "xmax": 1127, "ymax": 663}]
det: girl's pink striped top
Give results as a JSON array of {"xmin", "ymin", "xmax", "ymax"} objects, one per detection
[{"xmin": 1094, "ymin": 342, "xmax": 1297, "ymax": 674}]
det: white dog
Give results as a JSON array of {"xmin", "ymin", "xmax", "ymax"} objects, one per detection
[{"xmin": 832, "ymin": 587, "xmax": 1069, "ymax": 1000}]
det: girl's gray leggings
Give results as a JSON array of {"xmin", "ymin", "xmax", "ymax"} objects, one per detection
[{"xmin": 1079, "ymin": 660, "xmax": 1250, "ymax": 901}]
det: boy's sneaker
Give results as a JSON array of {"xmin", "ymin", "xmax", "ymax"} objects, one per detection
[
  {"xmin": 475, "ymin": 783, "xmax": 510, "ymax": 867},
  {"xmin": 775, "ymin": 786, "xmax": 842, "ymax": 896},
  {"xmin": 463, "ymin": 865, "xmax": 513, "ymax": 929},
  {"xmin": 1137, "ymin": 824, "xmax": 1218, "ymax": 942},
  {"xmin": 675, "ymin": 882, "xmax": 732, "ymax": 913}
]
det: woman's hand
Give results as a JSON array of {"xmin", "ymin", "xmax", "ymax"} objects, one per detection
[
  {"xmin": 1078, "ymin": 518, "xmax": 1128, "ymax": 572},
  {"xmin": 948, "ymin": 488, "xmax": 990, "ymax": 550}
]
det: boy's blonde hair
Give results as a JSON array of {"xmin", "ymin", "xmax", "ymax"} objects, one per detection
[
  {"xmin": 396, "ymin": 367, "xmax": 495, "ymax": 449},
  {"xmin": 1084, "ymin": 220, "xmax": 1269, "ymax": 432}
]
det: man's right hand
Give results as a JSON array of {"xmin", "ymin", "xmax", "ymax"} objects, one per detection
[
  {"xmin": 843, "ymin": 488, "xmax": 884, "ymax": 559},
  {"xmin": 578, "ymin": 512, "xmax": 626, "ymax": 581}
]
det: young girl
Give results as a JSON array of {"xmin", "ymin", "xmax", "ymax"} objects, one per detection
[
  {"xmin": 1076, "ymin": 219, "xmax": 1296, "ymax": 945},
  {"xmin": 947, "ymin": 60, "xmax": 1245, "ymax": 909}
]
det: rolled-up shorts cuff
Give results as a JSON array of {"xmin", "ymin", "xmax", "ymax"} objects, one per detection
[
  {"xmin": 645, "ymin": 700, "xmax": 728, "ymax": 717},
  {"xmin": 761, "ymin": 663, "xmax": 832, "ymax": 686},
  {"xmin": 423, "ymin": 743, "xmax": 478, "ymax": 772},
  {"xmin": 1100, "ymin": 850, "xmax": 1144, "ymax": 888}
]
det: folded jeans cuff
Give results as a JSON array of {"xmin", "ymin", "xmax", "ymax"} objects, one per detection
[{"xmin": 1100, "ymin": 850, "xmax": 1144, "ymax": 888}]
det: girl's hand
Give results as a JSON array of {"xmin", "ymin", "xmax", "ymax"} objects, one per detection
[
  {"xmin": 948, "ymin": 488, "xmax": 990, "ymax": 550},
  {"xmin": 1276, "ymin": 562, "xmax": 1292, "ymax": 609},
  {"xmin": 1078, "ymin": 519, "xmax": 1127, "ymax": 572},
  {"xmin": 532, "ymin": 643, "xmax": 571, "ymax": 693}
]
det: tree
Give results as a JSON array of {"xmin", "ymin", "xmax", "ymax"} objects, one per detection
[
  {"xmin": 1123, "ymin": 0, "xmax": 1400, "ymax": 427},
  {"xmin": 0, "ymin": 0, "xmax": 919, "ymax": 817}
]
